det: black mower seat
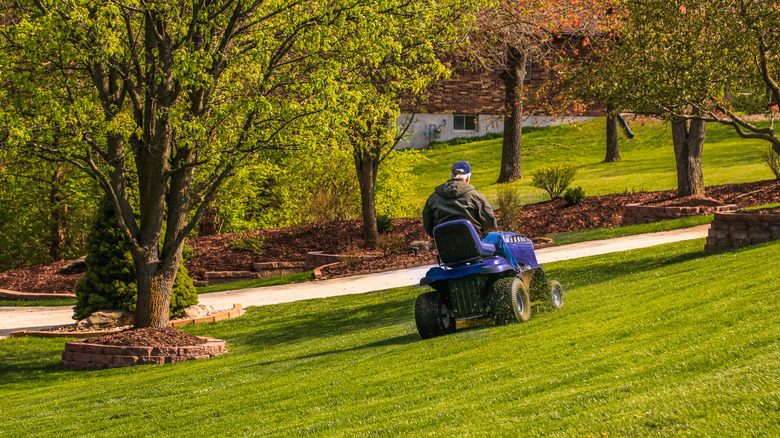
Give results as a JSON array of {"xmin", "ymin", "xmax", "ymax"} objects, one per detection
[{"xmin": 432, "ymin": 219, "xmax": 496, "ymax": 266}]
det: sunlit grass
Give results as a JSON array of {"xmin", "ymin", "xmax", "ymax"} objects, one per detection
[
  {"xmin": 411, "ymin": 119, "xmax": 774, "ymax": 206},
  {"xmin": 2, "ymin": 238, "xmax": 779, "ymax": 437}
]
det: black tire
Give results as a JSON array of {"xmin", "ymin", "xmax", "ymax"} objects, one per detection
[
  {"xmin": 490, "ymin": 277, "xmax": 531, "ymax": 325},
  {"xmin": 548, "ymin": 280, "xmax": 564, "ymax": 309},
  {"xmin": 414, "ymin": 290, "xmax": 456, "ymax": 339},
  {"xmin": 528, "ymin": 268, "xmax": 548, "ymax": 302}
]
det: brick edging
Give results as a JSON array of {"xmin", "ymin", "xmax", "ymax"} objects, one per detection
[
  {"xmin": 705, "ymin": 211, "xmax": 780, "ymax": 253},
  {"xmin": 10, "ymin": 304, "xmax": 244, "ymax": 338},
  {"xmin": 0, "ymin": 289, "xmax": 76, "ymax": 300},
  {"xmin": 61, "ymin": 337, "xmax": 227, "ymax": 370}
]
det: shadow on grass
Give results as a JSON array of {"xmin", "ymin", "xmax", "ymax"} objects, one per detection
[
  {"xmin": 247, "ymin": 333, "xmax": 420, "ymax": 368},
  {"xmin": 0, "ymin": 350, "xmax": 67, "ymax": 385},
  {"xmin": 552, "ymin": 246, "xmax": 710, "ymax": 289},
  {"xmin": 233, "ymin": 295, "xmax": 417, "ymax": 348}
]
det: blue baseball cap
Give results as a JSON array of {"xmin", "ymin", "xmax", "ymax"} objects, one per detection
[{"xmin": 451, "ymin": 161, "xmax": 471, "ymax": 175}]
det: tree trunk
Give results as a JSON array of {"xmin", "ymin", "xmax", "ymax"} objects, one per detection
[
  {"xmin": 47, "ymin": 167, "xmax": 66, "ymax": 260},
  {"xmin": 496, "ymin": 45, "xmax": 526, "ymax": 183},
  {"xmin": 605, "ymin": 103, "xmax": 621, "ymax": 162},
  {"xmin": 671, "ymin": 118, "xmax": 706, "ymax": 197},
  {"xmin": 354, "ymin": 147, "xmax": 380, "ymax": 247},
  {"xmin": 134, "ymin": 252, "xmax": 178, "ymax": 327}
]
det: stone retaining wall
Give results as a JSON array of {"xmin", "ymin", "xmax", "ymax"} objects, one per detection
[
  {"xmin": 201, "ymin": 262, "xmax": 306, "ymax": 285},
  {"xmin": 61, "ymin": 337, "xmax": 227, "ymax": 370},
  {"xmin": 622, "ymin": 203, "xmax": 737, "ymax": 226},
  {"xmin": 705, "ymin": 212, "xmax": 780, "ymax": 253}
]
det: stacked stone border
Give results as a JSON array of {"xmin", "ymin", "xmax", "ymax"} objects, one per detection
[
  {"xmin": 60, "ymin": 336, "xmax": 227, "ymax": 370},
  {"xmin": 10, "ymin": 304, "xmax": 244, "ymax": 338},
  {"xmin": 705, "ymin": 212, "xmax": 780, "ymax": 253},
  {"xmin": 622, "ymin": 203, "xmax": 737, "ymax": 226},
  {"xmin": 200, "ymin": 261, "xmax": 307, "ymax": 286}
]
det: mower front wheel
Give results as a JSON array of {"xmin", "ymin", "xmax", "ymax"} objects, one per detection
[
  {"xmin": 490, "ymin": 277, "xmax": 531, "ymax": 325},
  {"xmin": 415, "ymin": 290, "xmax": 456, "ymax": 339}
]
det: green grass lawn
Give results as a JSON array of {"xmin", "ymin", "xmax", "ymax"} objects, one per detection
[
  {"xmin": 410, "ymin": 119, "xmax": 774, "ymax": 206},
  {"xmin": 2, "ymin": 238, "xmax": 779, "ymax": 437}
]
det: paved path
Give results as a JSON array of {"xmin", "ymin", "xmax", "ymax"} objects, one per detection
[{"xmin": 0, "ymin": 225, "xmax": 710, "ymax": 336}]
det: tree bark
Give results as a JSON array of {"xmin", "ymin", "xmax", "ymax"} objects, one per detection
[
  {"xmin": 354, "ymin": 145, "xmax": 380, "ymax": 247},
  {"xmin": 671, "ymin": 118, "xmax": 706, "ymax": 197},
  {"xmin": 496, "ymin": 45, "xmax": 526, "ymax": 183},
  {"xmin": 47, "ymin": 167, "xmax": 66, "ymax": 260},
  {"xmin": 134, "ymin": 251, "xmax": 179, "ymax": 328},
  {"xmin": 605, "ymin": 103, "xmax": 621, "ymax": 162}
]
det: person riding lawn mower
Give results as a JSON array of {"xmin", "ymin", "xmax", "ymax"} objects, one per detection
[{"xmin": 416, "ymin": 161, "xmax": 563, "ymax": 339}]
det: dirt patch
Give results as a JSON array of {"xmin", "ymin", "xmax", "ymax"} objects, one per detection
[{"xmin": 3, "ymin": 179, "xmax": 780, "ymax": 294}]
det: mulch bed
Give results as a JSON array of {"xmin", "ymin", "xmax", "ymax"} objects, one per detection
[
  {"xmin": 3, "ymin": 179, "xmax": 780, "ymax": 295},
  {"xmin": 84, "ymin": 326, "xmax": 204, "ymax": 347}
]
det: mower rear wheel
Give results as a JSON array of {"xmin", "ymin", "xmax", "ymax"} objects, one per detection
[
  {"xmin": 415, "ymin": 290, "xmax": 456, "ymax": 339},
  {"xmin": 490, "ymin": 277, "xmax": 531, "ymax": 325}
]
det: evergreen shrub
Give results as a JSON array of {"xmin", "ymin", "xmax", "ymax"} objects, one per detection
[{"xmin": 563, "ymin": 186, "xmax": 586, "ymax": 205}]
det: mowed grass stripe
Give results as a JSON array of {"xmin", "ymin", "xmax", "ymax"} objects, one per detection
[{"xmin": 1, "ymin": 239, "xmax": 779, "ymax": 436}]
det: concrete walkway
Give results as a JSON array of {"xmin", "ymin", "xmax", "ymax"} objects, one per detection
[{"xmin": 0, "ymin": 224, "xmax": 710, "ymax": 336}]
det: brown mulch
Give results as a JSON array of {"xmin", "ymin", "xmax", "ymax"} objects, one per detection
[
  {"xmin": 84, "ymin": 326, "xmax": 204, "ymax": 347},
  {"xmin": 2, "ymin": 179, "xmax": 780, "ymax": 295}
]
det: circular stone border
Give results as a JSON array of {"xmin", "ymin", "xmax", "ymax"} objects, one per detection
[{"xmin": 60, "ymin": 337, "xmax": 227, "ymax": 371}]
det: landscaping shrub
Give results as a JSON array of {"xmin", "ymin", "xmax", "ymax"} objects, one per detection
[
  {"xmin": 229, "ymin": 231, "xmax": 268, "ymax": 254},
  {"xmin": 759, "ymin": 145, "xmax": 780, "ymax": 180},
  {"xmin": 340, "ymin": 244, "xmax": 363, "ymax": 268},
  {"xmin": 376, "ymin": 233, "xmax": 406, "ymax": 256},
  {"xmin": 74, "ymin": 198, "xmax": 197, "ymax": 320},
  {"xmin": 530, "ymin": 163, "xmax": 578, "ymax": 200},
  {"xmin": 563, "ymin": 186, "xmax": 586, "ymax": 205},
  {"xmin": 497, "ymin": 186, "xmax": 523, "ymax": 231},
  {"xmin": 376, "ymin": 214, "xmax": 394, "ymax": 234}
]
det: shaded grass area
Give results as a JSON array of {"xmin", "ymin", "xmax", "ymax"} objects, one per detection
[
  {"xmin": 2, "ymin": 239, "xmax": 779, "ymax": 436},
  {"xmin": 411, "ymin": 119, "xmax": 774, "ymax": 206},
  {"xmin": 195, "ymin": 271, "xmax": 313, "ymax": 294}
]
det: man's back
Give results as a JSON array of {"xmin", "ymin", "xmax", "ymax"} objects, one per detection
[{"xmin": 422, "ymin": 179, "xmax": 497, "ymax": 237}]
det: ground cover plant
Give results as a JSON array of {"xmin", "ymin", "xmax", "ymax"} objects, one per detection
[
  {"xmin": 411, "ymin": 119, "xmax": 775, "ymax": 205},
  {"xmin": 2, "ymin": 238, "xmax": 779, "ymax": 436}
]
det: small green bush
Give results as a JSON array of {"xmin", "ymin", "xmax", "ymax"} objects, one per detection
[
  {"xmin": 376, "ymin": 214, "xmax": 394, "ymax": 234},
  {"xmin": 229, "ymin": 232, "xmax": 268, "ymax": 254},
  {"xmin": 531, "ymin": 163, "xmax": 578, "ymax": 200},
  {"xmin": 563, "ymin": 186, "xmax": 586, "ymax": 206},
  {"xmin": 759, "ymin": 145, "xmax": 780, "ymax": 180},
  {"xmin": 497, "ymin": 186, "xmax": 523, "ymax": 231}
]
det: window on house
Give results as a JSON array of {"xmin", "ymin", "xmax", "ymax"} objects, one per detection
[
  {"xmin": 453, "ymin": 115, "xmax": 477, "ymax": 131},
  {"xmin": 524, "ymin": 59, "xmax": 533, "ymax": 81}
]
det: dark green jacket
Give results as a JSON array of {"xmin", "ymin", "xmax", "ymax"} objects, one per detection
[{"xmin": 422, "ymin": 179, "xmax": 497, "ymax": 237}]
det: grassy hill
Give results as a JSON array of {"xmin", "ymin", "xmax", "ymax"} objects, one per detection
[
  {"xmin": 409, "ymin": 119, "xmax": 774, "ymax": 206},
  {"xmin": 2, "ymin": 238, "xmax": 779, "ymax": 436}
]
